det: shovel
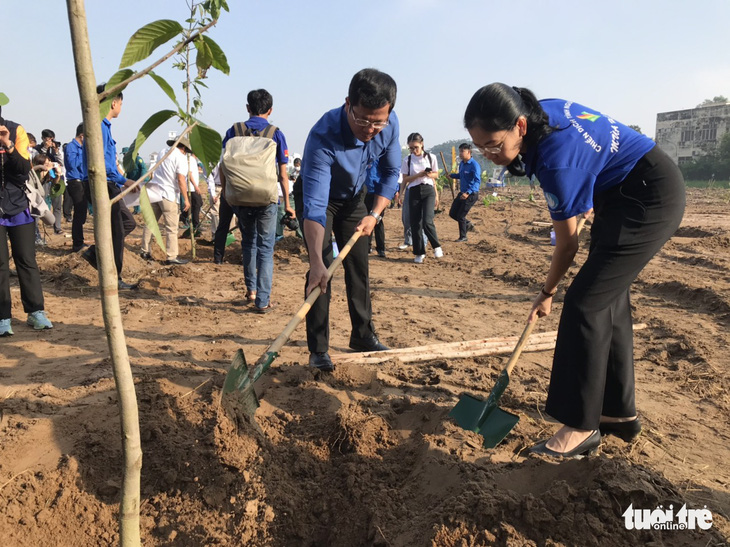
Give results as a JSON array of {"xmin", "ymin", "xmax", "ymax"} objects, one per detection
[
  {"xmin": 449, "ymin": 319, "xmax": 537, "ymax": 448},
  {"xmin": 449, "ymin": 215, "xmax": 588, "ymax": 447},
  {"xmin": 220, "ymin": 229, "xmax": 363, "ymax": 420}
]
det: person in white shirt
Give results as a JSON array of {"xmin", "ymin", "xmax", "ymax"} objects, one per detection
[
  {"xmin": 400, "ymin": 132, "xmax": 443, "ymax": 263},
  {"xmin": 206, "ymin": 163, "xmax": 221, "ymax": 237},
  {"xmin": 140, "ymin": 136, "xmax": 192, "ymax": 264}
]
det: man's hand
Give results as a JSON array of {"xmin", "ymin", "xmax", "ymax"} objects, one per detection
[
  {"xmin": 182, "ymin": 199, "xmax": 191, "ymax": 212},
  {"xmin": 306, "ymin": 258, "xmax": 329, "ymax": 296},
  {"xmin": 285, "ymin": 205, "xmax": 295, "ymax": 217},
  {"xmin": 356, "ymin": 215, "xmax": 377, "ymax": 237},
  {"xmin": 123, "ymin": 179, "xmax": 140, "ymax": 193},
  {"xmin": 459, "ymin": 192, "xmax": 468, "ymax": 200}
]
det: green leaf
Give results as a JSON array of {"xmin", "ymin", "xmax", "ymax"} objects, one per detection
[
  {"xmin": 119, "ymin": 19, "xmax": 183, "ymax": 68},
  {"xmin": 99, "ymin": 69, "xmax": 134, "ymax": 119},
  {"xmin": 122, "ymin": 109, "xmax": 177, "ymax": 173},
  {"xmin": 139, "ymin": 186, "xmax": 166, "ymax": 254},
  {"xmin": 194, "ymin": 36, "xmax": 213, "ymax": 75},
  {"xmin": 148, "ymin": 71, "xmax": 178, "ymax": 106},
  {"xmin": 0, "ymin": 92, "xmax": 9, "ymax": 106},
  {"xmin": 189, "ymin": 124, "xmax": 222, "ymax": 174},
  {"xmin": 201, "ymin": 35, "xmax": 229, "ymax": 75}
]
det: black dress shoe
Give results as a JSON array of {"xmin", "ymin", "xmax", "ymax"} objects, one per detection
[
  {"xmin": 165, "ymin": 257, "xmax": 189, "ymax": 265},
  {"xmin": 349, "ymin": 336, "xmax": 389, "ymax": 352},
  {"xmin": 118, "ymin": 280, "xmax": 139, "ymax": 291},
  {"xmin": 599, "ymin": 417, "xmax": 641, "ymax": 442},
  {"xmin": 377, "ymin": 250, "xmax": 387, "ymax": 258},
  {"xmin": 529, "ymin": 430, "xmax": 601, "ymax": 459},
  {"xmin": 455, "ymin": 237, "xmax": 468, "ymax": 242},
  {"xmin": 140, "ymin": 251, "xmax": 152, "ymax": 260},
  {"xmin": 309, "ymin": 352, "xmax": 334, "ymax": 372},
  {"xmin": 81, "ymin": 247, "xmax": 97, "ymax": 270},
  {"xmin": 213, "ymin": 258, "xmax": 223, "ymax": 265}
]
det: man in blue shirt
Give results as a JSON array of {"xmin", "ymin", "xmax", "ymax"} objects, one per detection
[
  {"xmin": 64, "ymin": 123, "xmax": 89, "ymax": 252},
  {"xmin": 81, "ymin": 86, "xmax": 139, "ymax": 290},
  {"xmin": 447, "ymin": 143, "xmax": 482, "ymax": 242},
  {"xmin": 294, "ymin": 69, "xmax": 400, "ymax": 371},
  {"xmin": 364, "ymin": 158, "xmax": 387, "ymax": 258},
  {"xmin": 220, "ymin": 89, "xmax": 293, "ymax": 312}
]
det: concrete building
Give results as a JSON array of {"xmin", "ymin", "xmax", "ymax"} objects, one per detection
[{"xmin": 655, "ymin": 102, "xmax": 730, "ymax": 165}]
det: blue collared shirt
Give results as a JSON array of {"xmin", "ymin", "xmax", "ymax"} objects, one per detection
[
  {"xmin": 102, "ymin": 118, "xmax": 126, "ymax": 187},
  {"xmin": 450, "ymin": 158, "xmax": 482, "ymax": 194},
  {"xmin": 64, "ymin": 138, "xmax": 87, "ymax": 181},
  {"xmin": 301, "ymin": 105, "xmax": 400, "ymax": 227}
]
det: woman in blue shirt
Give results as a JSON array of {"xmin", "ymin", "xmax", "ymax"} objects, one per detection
[{"xmin": 464, "ymin": 83, "xmax": 685, "ymax": 458}]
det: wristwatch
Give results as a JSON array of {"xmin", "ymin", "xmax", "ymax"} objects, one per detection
[{"xmin": 368, "ymin": 211, "xmax": 382, "ymax": 224}]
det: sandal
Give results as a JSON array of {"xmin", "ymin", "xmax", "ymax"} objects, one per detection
[
  {"xmin": 245, "ymin": 290, "xmax": 257, "ymax": 302},
  {"xmin": 254, "ymin": 302, "xmax": 277, "ymax": 314}
]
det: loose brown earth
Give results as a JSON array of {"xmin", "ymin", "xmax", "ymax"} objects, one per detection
[{"xmin": 1, "ymin": 187, "xmax": 729, "ymax": 546}]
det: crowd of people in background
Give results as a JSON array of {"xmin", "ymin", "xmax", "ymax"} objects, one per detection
[{"xmin": 1, "ymin": 68, "xmax": 686, "ymax": 460}]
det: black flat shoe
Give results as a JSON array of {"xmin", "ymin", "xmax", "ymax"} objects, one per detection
[
  {"xmin": 599, "ymin": 417, "xmax": 641, "ymax": 442},
  {"xmin": 309, "ymin": 352, "xmax": 334, "ymax": 372},
  {"xmin": 529, "ymin": 430, "xmax": 601, "ymax": 459},
  {"xmin": 349, "ymin": 336, "xmax": 389, "ymax": 352}
]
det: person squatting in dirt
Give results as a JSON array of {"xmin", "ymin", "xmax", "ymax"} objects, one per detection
[
  {"xmin": 294, "ymin": 68, "xmax": 400, "ymax": 373},
  {"xmin": 0, "ymin": 109, "xmax": 53, "ymax": 335},
  {"xmin": 464, "ymin": 83, "xmax": 685, "ymax": 458},
  {"xmin": 447, "ymin": 142, "xmax": 481, "ymax": 242}
]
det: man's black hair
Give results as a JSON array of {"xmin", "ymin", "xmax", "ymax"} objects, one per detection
[
  {"xmin": 459, "ymin": 142, "xmax": 471, "ymax": 151},
  {"xmin": 41, "ymin": 129, "xmax": 55, "ymax": 140},
  {"xmin": 97, "ymin": 83, "xmax": 123, "ymax": 101},
  {"xmin": 348, "ymin": 68, "xmax": 397, "ymax": 111},
  {"xmin": 247, "ymin": 89, "xmax": 273, "ymax": 116},
  {"xmin": 27, "ymin": 132, "xmax": 36, "ymax": 143},
  {"xmin": 75, "ymin": 123, "xmax": 84, "ymax": 137}
]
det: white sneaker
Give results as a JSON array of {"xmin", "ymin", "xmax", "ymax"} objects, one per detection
[
  {"xmin": 434, "ymin": 247, "xmax": 444, "ymax": 258},
  {"xmin": 414, "ymin": 255, "xmax": 425, "ymax": 264},
  {"xmin": 398, "ymin": 244, "xmax": 409, "ymax": 250}
]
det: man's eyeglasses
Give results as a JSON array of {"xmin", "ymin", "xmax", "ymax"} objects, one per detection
[{"xmin": 349, "ymin": 106, "xmax": 389, "ymax": 129}]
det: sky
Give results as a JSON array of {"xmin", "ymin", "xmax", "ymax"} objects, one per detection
[{"xmin": 3, "ymin": 0, "xmax": 730, "ymax": 163}]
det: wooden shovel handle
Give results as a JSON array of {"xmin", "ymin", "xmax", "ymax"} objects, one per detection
[
  {"xmin": 503, "ymin": 320, "xmax": 537, "ymax": 376},
  {"xmin": 265, "ymin": 230, "xmax": 363, "ymax": 357},
  {"xmin": 439, "ymin": 151, "xmax": 456, "ymax": 199}
]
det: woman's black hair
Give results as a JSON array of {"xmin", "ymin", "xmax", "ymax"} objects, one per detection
[
  {"xmin": 406, "ymin": 132, "xmax": 423, "ymax": 145},
  {"xmin": 463, "ymin": 83, "xmax": 554, "ymax": 176}
]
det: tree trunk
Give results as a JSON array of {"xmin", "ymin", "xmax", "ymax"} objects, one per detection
[{"xmin": 66, "ymin": 1, "xmax": 142, "ymax": 545}]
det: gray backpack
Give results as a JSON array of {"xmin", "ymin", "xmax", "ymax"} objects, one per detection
[{"xmin": 221, "ymin": 123, "xmax": 279, "ymax": 206}]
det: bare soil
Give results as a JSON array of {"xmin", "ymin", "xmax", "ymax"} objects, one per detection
[{"xmin": 1, "ymin": 187, "xmax": 728, "ymax": 546}]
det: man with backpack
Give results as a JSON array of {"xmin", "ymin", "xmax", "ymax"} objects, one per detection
[{"xmin": 220, "ymin": 89, "xmax": 294, "ymax": 313}]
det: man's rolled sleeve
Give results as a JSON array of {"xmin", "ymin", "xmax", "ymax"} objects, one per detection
[{"xmin": 373, "ymin": 113, "xmax": 400, "ymax": 200}]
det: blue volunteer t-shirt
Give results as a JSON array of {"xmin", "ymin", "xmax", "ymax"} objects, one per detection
[{"xmin": 522, "ymin": 99, "xmax": 655, "ymax": 221}]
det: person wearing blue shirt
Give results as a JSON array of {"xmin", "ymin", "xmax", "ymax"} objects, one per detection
[
  {"xmin": 465, "ymin": 83, "xmax": 685, "ymax": 458},
  {"xmin": 220, "ymin": 89, "xmax": 294, "ymax": 313},
  {"xmin": 447, "ymin": 143, "xmax": 482, "ymax": 242},
  {"xmin": 64, "ymin": 123, "xmax": 89, "ymax": 252},
  {"xmin": 81, "ymin": 86, "xmax": 139, "ymax": 290},
  {"xmin": 294, "ymin": 69, "xmax": 400, "ymax": 372},
  {"xmin": 363, "ymin": 158, "xmax": 387, "ymax": 258}
]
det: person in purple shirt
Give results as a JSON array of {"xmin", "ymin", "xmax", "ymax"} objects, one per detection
[
  {"xmin": 64, "ymin": 123, "xmax": 89, "ymax": 252},
  {"xmin": 447, "ymin": 143, "xmax": 482, "ymax": 242},
  {"xmin": 81, "ymin": 85, "xmax": 139, "ymax": 290},
  {"xmin": 294, "ymin": 69, "xmax": 400, "ymax": 372},
  {"xmin": 465, "ymin": 83, "xmax": 685, "ymax": 458},
  {"xmin": 0, "ymin": 109, "xmax": 53, "ymax": 335}
]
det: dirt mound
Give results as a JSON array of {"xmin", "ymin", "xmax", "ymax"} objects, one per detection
[{"xmin": 1, "ymin": 187, "xmax": 728, "ymax": 545}]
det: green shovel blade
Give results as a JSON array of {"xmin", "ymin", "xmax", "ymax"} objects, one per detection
[
  {"xmin": 221, "ymin": 349, "xmax": 260, "ymax": 418},
  {"xmin": 449, "ymin": 370, "xmax": 520, "ymax": 448},
  {"xmin": 225, "ymin": 232, "xmax": 235, "ymax": 247}
]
